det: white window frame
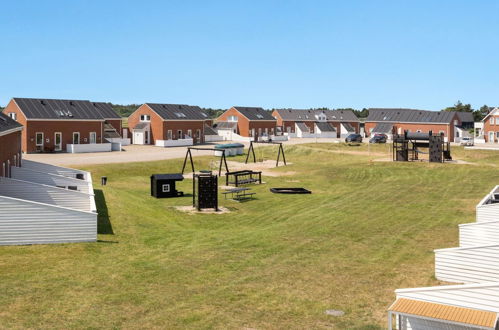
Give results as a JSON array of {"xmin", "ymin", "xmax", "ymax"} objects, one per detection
[
  {"xmin": 140, "ymin": 114, "xmax": 151, "ymax": 122},
  {"xmin": 167, "ymin": 130, "xmax": 172, "ymax": 140},
  {"xmin": 72, "ymin": 132, "xmax": 80, "ymax": 145},
  {"xmin": 9, "ymin": 112, "xmax": 16, "ymax": 120},
  {"xmin": 187, "ymin": 129, "xmax": 192, "ymax": 138},
  {"xmin": 54, "ymin": 132, "xmax": 62, "ymax": 151},
  {"xmin": 228, "ymin": 115, "xmax": 238, "ymax": 122},
  {"xmin": 491, "ymin": 117, "xmax": 495, "ymax": 125},
  {"xmin": 35, "ymin": 132, "xmax": 44, "ymax": 146},
  {"xmin": 162, "ymin": 184, "xmax": 170, "ymax": 193},
  {"xmin": 89, "ymin": 132, "xmax": 97, "ymax": 144}
]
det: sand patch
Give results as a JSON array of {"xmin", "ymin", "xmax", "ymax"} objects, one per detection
[{"xmin": 174, "ymin": 206, "xmax": 231, "ymax": 214}]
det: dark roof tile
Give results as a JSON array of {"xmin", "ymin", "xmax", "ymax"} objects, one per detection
[
  {"xmin": 233, "ymin": 106, "xmax": 276, "ymax": 121},
  {"xmin": 146, "ymin": 103, "xmax": 209, "ymax": 120},
  {"xmin": 0, "ymin": 112, "xmax": 22, "ymax": 134}
]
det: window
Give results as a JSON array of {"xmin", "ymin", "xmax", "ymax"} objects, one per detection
[
  {"xmin": 8, "ymin": 113, "xmax": 16, "ymax": 120},
  {"xmin": 416, "ymin": 130, "xmax": 422, "ymax": 133},
  {"xmin": 174, "ymin": 112, "xmax": 187, "ymax": 118},
  {"xmin": 196, "ymin": 129, "xmax": 201, "ymax": 138},
  {"xmin": 177, "ymin": 130, "xmax": 183, "ymax": 139},
  {"xmin": 36, "ymin": 132, "xmax": 44, "ymax": 146},
  {"xmin": 287, "ymin": 126, "xmax": 291, "ymax": 133},
  {"xmin": 256, "ymin": 114, "xmax": 264, "ymax": 119},
  {"xmin": 439, "ymin": 130, "xmax": 445, "ymax": 135},
  {"xmin": 140, "ymin": 114, "xmax": 151, "ymax": 122},
  {"xmin": 162, "ymin": 184, "xmax": 170, "ymax": 193},
  {"xmin": 187, "ymin": 129, "xmax": 192, "ymax": 138},
  {"xmin": 454, "ymin": 120, "xmax": 458, "ymax": 125},
  {"xmin": 491, "ymin": 117, "xmax": 495, "ymax": 125},
  {"xmin": 54, "ymin": 132, "xmax": 62, "ymax": 151},
  {"xmin": 89, "ymin": 132, "xmax": 97, "ymax": 144},
  {"xmin": 228, "ymin": 115, "xmax": 238, "ymax": 122},
  {"xmin": 167, "ymin": 130, "xmax": 172, "ymax": 140},
  {"xmin": 72, "ymin": 132, "xmax": 80, "ymax": 144},
  {"xmin": 496, "ymin": 132, "xmax": 499, "ymax": 138},
  {"xmin": 201, "ymin": 113, "xmax": 208, "ymax": 118}
]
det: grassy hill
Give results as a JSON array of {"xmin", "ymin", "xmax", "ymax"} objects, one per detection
[{"xmin": 1, "ymin": 144, "xmax": 497, "ymax": 328}]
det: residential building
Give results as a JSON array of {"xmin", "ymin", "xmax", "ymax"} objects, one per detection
[
  {"xmin": 216, "ymin": 106, "xmax": 276, "ymax": 139},
  {"xmin": 0, "ymin": 112, "xmax": 23, "ymax": 176}
]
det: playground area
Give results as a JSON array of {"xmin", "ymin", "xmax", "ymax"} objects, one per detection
[{"xmin": 3, "ymin": 143, "xmax": 499, "ymax": 328}]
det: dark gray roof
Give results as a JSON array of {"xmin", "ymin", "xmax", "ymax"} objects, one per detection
[
  {"xmin": 296, "ymin": 122, "xmax": 310, "ymax": 132},
  {"xmin": 274, "ymin": 109, "xmax": 359, "ymax": 122},
  {"xmin": 366, "ymin": 108, "xmax": 457, "ymax": 124},
  {"xmin": 0, "ymin": 112, "xmax": 22, "ymax": 133},
  {"xmin": 233, "ymin": 106, "xmax": 276, "ymax": 121},
  {"xmin": 315, "ymin": 122, "xmax": 336, "ymax": 132},
  {"xmin": 342, "ymin": 122, "xmax": 355, "ymax": 132},
  {"xmin": 216, "ymin": 121, "xmax": 237, "ymax": 130},
  {"xmin": 146, "ymin": 103, "xmax": 209, "ymax": 120},
  {"xmin": 455, "ymin": 111, "xmax": 474, "ymax": 123},
  {"xmin": 204, "ymin": 125, "xmax": 218, "ymax": 135},
  {"xmin": 92, "ymin": 102, "xmax": 121, "ymax": 119},
  {"xmin": 12, "ymin": 98, "xmax": 119, "ymax": 120},
  {"xmin": 151, "ymin": 174, "xmax": 184, "ymax": 181},
  {"xmin": 372, "ymin": 122, "xmax": 394, "ymax": 133}
]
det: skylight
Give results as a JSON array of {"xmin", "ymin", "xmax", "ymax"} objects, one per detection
[
  {"xmin": 174, "ymin": 112, "xmax": 187, "ymax": 118},
  {"xmin": 256, "ymin": 114, "xmax": 264, "ymax": 119},
  {"xmin": 201, "ymin": 113, "xmax": 208, "ymax": 118}
]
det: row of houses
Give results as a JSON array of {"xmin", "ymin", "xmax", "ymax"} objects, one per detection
[
  {"xmin": 0, "ymin": 112, "xmax": 97, "ymax": 245},
  {"xmin": 388, "ymin": 187, "xmax": 499, "ymax": 329},
  {"xmin": 3, "ymin": 97, "xmax": 493, "ymax": 153}
]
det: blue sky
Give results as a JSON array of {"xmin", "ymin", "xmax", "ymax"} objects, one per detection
[{"xmin": 1, "ymin": 0, "xmax": 498, "ymax": 110}]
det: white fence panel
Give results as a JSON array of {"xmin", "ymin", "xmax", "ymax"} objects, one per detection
[
  {"xmin": 22, "ymin": 160, "xmax": 88, "ymax": 180},
  {"xmin": 0, "ymin": 177, "xmax": 95, "ymax": 212},
  {"xmin": 10, "ymin": 166, "xmax": 90, "ymax": 193},
  {"xmin": 67, "ymin": 143, "xmax": 112, "ymax": 153},
  {"xmin": 434, "ymin": 244, "xmax": 499, "ymax": 283},
  {"xmin": 155, "ymin": 138, "xmax": 194, "ymax": 147},
  {"xmin": 459, "ymin": 221, "xmax": 499, "ymax": 247},
  {"xmin": 105, "ymin": 137, "xmax": 130, "ymax": 146},
  {"xmin": 0, "ymin": 196, "xmax": 96, "ymax": 245}
]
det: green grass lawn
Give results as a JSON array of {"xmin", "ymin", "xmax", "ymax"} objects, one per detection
[{"xmin": 2, "ymin": 144, "xmax": 499, "ymax": 329}]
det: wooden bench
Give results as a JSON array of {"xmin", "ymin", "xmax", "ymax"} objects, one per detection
[{"xmin": 225, "ymin": 170, "xmax": 262, "ymax": 187}]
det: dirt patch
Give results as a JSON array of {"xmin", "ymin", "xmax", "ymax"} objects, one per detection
[{"xmin": 174, "ymin": 206, "xmax": 231, "ymax": 214}]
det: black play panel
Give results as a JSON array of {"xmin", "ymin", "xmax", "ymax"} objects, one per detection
[
  {"xmin": 193, "ymin": 173, "xmax": 218, "ymax": 211},
  {"xmin": 151, "ymin": 173, "xmax": 184, "ymax": 198}
]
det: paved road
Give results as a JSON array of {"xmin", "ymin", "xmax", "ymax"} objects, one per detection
[{"xmin": 24, "ymin": 138, "xmax": 343, "ymax": 166}]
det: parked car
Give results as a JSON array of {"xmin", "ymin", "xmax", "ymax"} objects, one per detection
[
  {"xmin": 345, "ymin": 134, "xmax": 363, "ymax": 143},
  {"xmin": 460, "ymin": 137, "xmax": 474, "ymax": 146},
  {"xmin": 369, "ymin": 134, "xmax": 387, "ymax": 144}
]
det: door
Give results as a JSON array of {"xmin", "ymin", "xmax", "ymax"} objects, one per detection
[
  {"xmin": 72, "ymin": 132, "xmax": 80, "ymax": 144},
  {"xmin": 54, "ymin": 132, "xmax": 62, "ymax": 151},
  {"xmin": 89, "ymin": 132, "xmax": 97, "ymax": 144},
  {"xmin": 36, "ymin": 132, "xmax": 44, "ymax": 152},
  {"xmin": 489, "ymin": 131, "xmax": 495, "ymax": 143},
  {"xmin": 133, "ymin": 130, "xmax": 145, "ymax": 145},
  {"xmin": 196, "ymin": 129, "xmax": 201, "ymax": 144},
  {"xmin": 144, "ymin": 131, "xmax": 150, "ymax": 144}
]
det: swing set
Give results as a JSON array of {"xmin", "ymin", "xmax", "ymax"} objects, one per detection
[
  {"xmin": 245, "ymin": 141, "xmax": 287, "ymax": 167},
  {"xmin": 181, "ymin": 147, "xmax": 229, "ymax": 176}
]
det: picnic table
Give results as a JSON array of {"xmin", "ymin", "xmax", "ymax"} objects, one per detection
[{"xmin": 222, "ymin": 187, "xmax": 256, "ymax": 201}]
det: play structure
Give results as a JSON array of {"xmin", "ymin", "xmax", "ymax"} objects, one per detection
[
  {"xmin": 193, "ymin": 171, "xmax": 218, "ymax": 211},
  {"xmin": 222, "ymin": 187, "xmax": 256, "ymax": 201},
  {"xmin": 182, "ymin": 147, "xmax": 229, "ymax": 176},
  {"xmin": 393, "ymin": 131, "xmax": 452, "ymax": 163},
  {"xmin": 245, "ymin": 141, "xmax": 287, "ymax": 167},
  {"xmin": 225, "ymin": 170, "xmax": 262, "ymax": 187},
  {"xmin": 270, "ymin": 188, "xmax": 312, "ymax": 194},
  {"xmin": 150, "ymin": 173, "xmax": 184, "ymax": 198}
]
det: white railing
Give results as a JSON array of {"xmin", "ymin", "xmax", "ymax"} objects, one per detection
[{"xmin": 476, "ymin": 185, "xmax": 499, "ymax": 222}]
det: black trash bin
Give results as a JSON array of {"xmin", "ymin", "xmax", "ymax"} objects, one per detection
[
  {"xmin": 101, "ymin": 176, "xmax": 107, "ymax": 186},
  {"xmin": 150, "ymin": 174, "xmax": 184, "ymax": 198}
]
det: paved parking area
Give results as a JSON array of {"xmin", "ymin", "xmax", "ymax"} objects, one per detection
[{"xmin": 23, "ymin": 138, "xmax": 342, "ymax": 166}]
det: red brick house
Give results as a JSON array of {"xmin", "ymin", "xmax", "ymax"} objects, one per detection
[
  {"xmin": 2, "ymin": 98, "xmax": 122, "ymax": 153},
  {"xmin": 272, "ymin": 109, "xmax": 359, "ymax": 138},
  {"xmin": 216, "ymin": 106, "xmax": 276, "ymax": 139},
  {"xmin": 481, "ymin": 107, "xmax": 499, "ymax": 143},
  {"xmin": 0, "ymin": 112, "xmax": 23, "ymax": 177},
  {"xmin": 365, "ymin": 108, "xmax": 469, "ymax": 142},
  {"xmin": 128, "ymin": 103, "xmax": 212, "ymax": 146}
]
